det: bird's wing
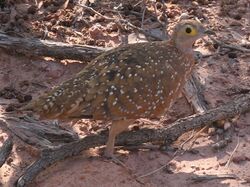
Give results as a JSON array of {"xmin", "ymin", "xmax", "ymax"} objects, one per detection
[
  {"xmin": 66, "ymin": 42, "xmax": 179, "ymax": 120},
  {"xmin": 25, "ymin": 41, "xmax": 179, "ymax": 120}
]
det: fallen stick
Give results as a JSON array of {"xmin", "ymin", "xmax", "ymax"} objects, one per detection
[
  {"xmin": 0, "ymin": 136, "xmax": 13, "ymax": 167},
  {"xmin": 15, "ymin": 93, "xmax": 250, "ymax": 187},
  {"xmin": 225, "ymin": 135, "xmax": 240, "ymax": 168},
  {"xmin": 0, "ymin": 32, "xmax": 107, "ymax": 61},
  {"xmin": 0, "ymin": 117, "xmax": 79, "ymax": 148}
]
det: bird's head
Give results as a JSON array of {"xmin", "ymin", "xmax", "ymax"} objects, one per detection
[{"xmin": 171, "ymin": 19, "xmax": 213, "ymax": 53}]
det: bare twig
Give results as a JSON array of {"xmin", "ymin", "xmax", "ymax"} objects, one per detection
[
  {"xmin": 225, "ymin": 135, "xmax": 240, "ymax": 167},
  {"xmin": 133, "ymin": 0, "xmax": 144, "ymax": 7},
  {"xmin": 60, "ymin": 0, "xmax": 70, "ymax": 10},
  {"xmin": 179, "ymin": 129, "xmax": 195, "ymax": 150},
  {"xmin": 141, "ymin": 0, "xmax": 146, "ymax": 28},
  {"xmin": 120, "ymin": 143, "xmax": 160, "ymax": 151},
  {"xmin": 190, "ymin": 174, "xmax": 238, "ymax": 183},
  {"xmin": 208, "ymin": 35, "xmax": 250, "ymax": 53},
  {"xmin": 139, "ymin": 118, "xmax": 159, "ymax": 126},
  {"xmin": 77, "ymin": 3, "xmax": 164, "ymax": 40},
  {"xmin": 187, "ymin": 125, "xmax": 209, "ymax": 150},
  {"xmin": 159, "ymin": 0, "xmax": 168, "ymax": 39},
  {"xmin": 137, "ymin": 155, "xmax": 178, "ymax": 178},
  {"xmin": 78, "ymin": 4, "xmax": 116, "ymax": 21}
]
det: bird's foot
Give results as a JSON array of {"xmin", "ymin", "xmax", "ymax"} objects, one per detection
[
  {"xmin": 104, "ymin": 151, "xmax": 133, "ymax": 173},
  {"xmin": 104, "ymin": 151, "xmax": 127, "ymax": 167},
  {"xmin": 103, "ymin": 150, "xmax": 145, "ymax": 185}
]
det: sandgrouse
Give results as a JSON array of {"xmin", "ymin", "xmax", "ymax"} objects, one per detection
[{"xmin": 24, "ymin": 19, "xmax": 210, "ymax": 157}]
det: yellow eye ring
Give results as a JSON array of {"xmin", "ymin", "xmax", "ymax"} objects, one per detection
[{"xmin": 185, "ymin": 26, "xmax": 197, "ymax": 36}]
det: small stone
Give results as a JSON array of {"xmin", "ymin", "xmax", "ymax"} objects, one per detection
[
  {"xmin": 147, "ymin": 152, "xmax": 159, "ymax": 160},
  {"xmin": 212, "ymin": 139, "xmax": 229, "ymax": 150},
  {"xmin": 166, "ymin": 8, "xmax": 180, "ymax": 18},
  {"xmin": 232, "ymin": 155, "xmax": 247, "ymax": 163},
  {"xmin": 224, "ymin": 122, "xmax": 231, "ymax": 130},
  {"xmin": 208, "ymin": 127, "xmax": 216, "ymax": 135},
  {"xmin": 188, "ymin": 149, "xmax": 199, "ymax": 154},
  {"xmin": 163, "ymin": 165, "xmax": 175, "ymax": 174},
  {"xmin": 131, "ymin": 126, "xmax": 140, "ymax": 131},
  {"xmin": 79, "ymin": 126, "xmax": 87, "ymax": 132},
  {"xmin": 191, "ymin": 165, "xmax": 196, "ymax": 169},
  {"xmin": 26, "ymin": 146, "xmax": 40, "ymax": 157},
  {"xmin": 16, "ymin": 145, "xmax": 26, "ymax": 152},
  {"xmin": 233, "ymin": 14, "xmax": 242, "ymax": 20},
  {"xmin": 5, "ymin": 105, "xmax": 15, "ymax": 112},
  {"xmin": 196, "ymin": 166, "xmax": 201, "ymax": 171},
  {"xmin": 230, "ymin": 20, "xmax": 243, "ymax": 27},
  {"xmin": 106, "ymin": 22, "xmax": 119, "ymax": 32},
  {"xmin": 216, "ymin": 128, "xmax": 224, "ymax": 135},
  {"xmin": 15, "ymin": 3, "xmax": 31, "ymax": 14},
  {"xmin": 6, "ymin": 157, "xmax": 13, "ymax": 165},
  {"xmin": 179, "ymin": 13, "xmax": 190, "ymax": 20},
  {"xmin": 219, "ymin": 155, "xmax": 230, "ymax": 166},
  {"xmin": 89, "ymin": 23, "xmax": 105, "ymax": 39},
  {"xmin": 244, "ymin": 177, "xmax": 250, "ymax": 183},
  {"xmin": 156, "ymin": 2, "xmax": 163, "ymax": 10},
  {"xmin": 213, "ymin": 43, "xmax": 219, "ymax": 49},
  {"xmin": 27, "ymin": 5, "xmax": 37, "ymax": 14},
  {"xmin": 239, "ymin": 132, "xmax": 245, "ymax": 137},
  {"xmin": 23, "ymin": 95, "xmax": 32, "ymax": 102},
  {"xmin": 192, "ymin": 1, "xmax": 199, "ymax": 6},
  {"xmin": 128, "ymin": 33, "xmax": 147, "ymax": 44},
  {"xmin": 206, "ymin": 166, "xmax": 213, "ymax": 170},
  {"xmin": 197, "ymin": 0, "xmax": 209, "ymax": 5},
  {"xmin": 228, "ymin": 52, "xmax": 237, "ymax": 59}
]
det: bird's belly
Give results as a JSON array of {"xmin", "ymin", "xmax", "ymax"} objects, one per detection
[{"xmin": 92, "ymin": 80, "xmax": 185, "ymax": 120}]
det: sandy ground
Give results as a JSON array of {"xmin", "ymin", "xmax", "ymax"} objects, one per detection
[{"xmin": 0, "ymin": 0, "xmax": 250, "ymax": 186}]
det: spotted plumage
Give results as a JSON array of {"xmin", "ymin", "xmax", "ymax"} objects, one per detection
[{"xmin": 24, "ymin": 19, "xmax": 210, "ymax": 157}]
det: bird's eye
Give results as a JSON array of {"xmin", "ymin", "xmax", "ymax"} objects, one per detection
[
  {"xmin": 185, "ymin": 27, "xmax": 192, "ymax": 34},
  {"xmin": 184, "ymin": 25, "xmax": 197, "ymax": 36}
]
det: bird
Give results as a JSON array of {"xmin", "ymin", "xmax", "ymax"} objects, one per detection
[{"xmin": 23, "ymin": 19, "xmax": 210, "ymax": 158}]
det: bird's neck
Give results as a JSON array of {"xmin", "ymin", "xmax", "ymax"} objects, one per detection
[{"xmin": 170, "ymin": 37, "xmax": 195, "ymax": 56}]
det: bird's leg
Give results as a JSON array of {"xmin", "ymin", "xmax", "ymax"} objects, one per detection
[
  {"xmin": 104, "ymin": 119, "xmax": 135, "ymax": 174},
  {"xmin": 104, "ymin": 119, "xmax": 134, "ymax": 158}
]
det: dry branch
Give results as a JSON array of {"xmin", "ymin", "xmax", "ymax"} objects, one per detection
[
  {"xmin": 15, "ymin": 93, "xmax": 250, "ymax": 187},
  {"xmin": 0, "ymin": 117, "xmax": 79, "ymax": 148},
  {"xmin": 208, "ymin": 35, "xmax": 250, "ymax": 53},
  {"xmin": 0, "ymin": 33, "xmax": 107, "ymax": 61},
  {"xmin": 190, "ymin": 174, "xmax": 238, "ymax": 183},
  {"xmin": 0, "ymin": 136, "xmax": 13, "ymax": 167},
  {"xmin": 184, "ymin": 72, "xmax": 208, "ymax": 113}
]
